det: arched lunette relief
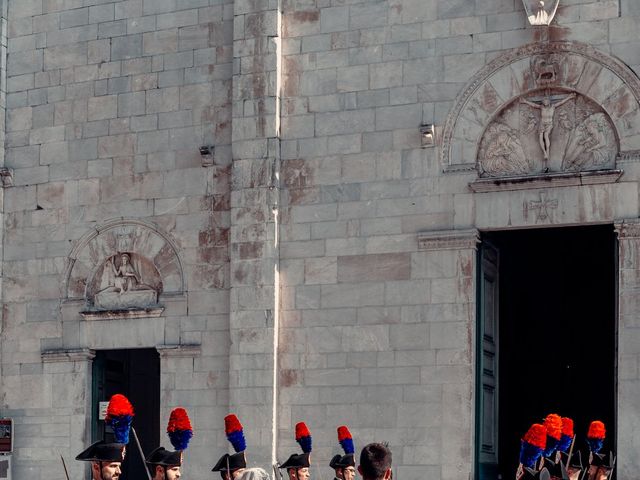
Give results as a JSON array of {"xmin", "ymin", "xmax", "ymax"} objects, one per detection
[
  {"xmin": 441, "ymin": 41, "xmax": 640, "ymax": 174},
  {"xmin": 64, "ymin": 219, "xmax": 184, "ymax": 310}
]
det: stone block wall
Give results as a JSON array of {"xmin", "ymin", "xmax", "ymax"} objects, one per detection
[
  {"xmin": 2, "ymin": 0, "xmax": 234, "ymax": 477},
  {"xmin": 2, "ymin": 0, "xmax": 640, "ymax": 479}
]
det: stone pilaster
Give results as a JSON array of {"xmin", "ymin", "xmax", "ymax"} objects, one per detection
[
  {"xmin": 615, "ymin": 219, "xmax": 640, "ymax": 479},
  {"xmin": 230, "ymin": 0, "xmax": 282, "ymax": 466}
]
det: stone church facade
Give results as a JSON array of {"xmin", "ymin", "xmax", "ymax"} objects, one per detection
[{"xmin": 0, "ymin": 0, "xmax": 639, "ymax": 479}]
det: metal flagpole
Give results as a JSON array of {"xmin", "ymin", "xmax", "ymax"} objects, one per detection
[
  {"xmin": 131, "ymin": 426, "xmax": 153, "ymax": 480},
  {"xmin": 60, "ymin": 455, "xmax": 71, "ymax": 480},
  {"xmin": 565, "ymin": 435, "xmax": 576, "ymax": 469}
]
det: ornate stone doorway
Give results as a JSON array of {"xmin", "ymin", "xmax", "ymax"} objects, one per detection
[{"xmin": 476, "ymin": 225, "xmax": 617, "ymax": 479}]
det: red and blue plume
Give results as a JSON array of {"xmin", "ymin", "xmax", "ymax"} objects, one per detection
[
  {"xmin": 224, "ymin": 414, "xmax": 246, "ymax": 453},
  {"xmin": 105, "ymin": 394, "xmax": 134, "ymax": 444},
  {"xmin": 587, "ymin": 421, "xmax": 606, "ymax": 454},
  {"xmin": 167, "ymin": 408, "xmax": 193, "ymax": 451},
  {"xmin": 543, "ymin": 414, "xmax": 563, "ymax": 457},
  {"xmin": 519, "ymin": 423, "xmax": 547, "ymax": 469},
  {"xmin": 337, "ymin": 426, "xmax": 355, "ymax": 455},
  {"xmin": 295, "ymin": 422, "xmax": 312, "ymax": 453},
  {"xmin": 558, "ymin": 417, "xmax": 574, "ymax": 453}
]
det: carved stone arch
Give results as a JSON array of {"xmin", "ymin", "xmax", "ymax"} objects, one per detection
[
  {"xmin": 64, "ymin": 218, "xmax": 185, "ymax": 303},
  {"xmin": 441, "ymin": 41, "xmax": 640, "ymax": 172}
]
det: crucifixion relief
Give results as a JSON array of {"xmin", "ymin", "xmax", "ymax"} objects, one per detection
[{"xmin": 519, "ymin": 92, "xmax": 575, "ymax": 166}]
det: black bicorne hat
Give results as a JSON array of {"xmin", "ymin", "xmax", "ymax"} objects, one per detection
[
  {"xmin": 279, "ymin": 453, "xmax": 310, "ymax": 469},
  {"xmin": 329, "ymin": 454, "xmax": 342, "ymax": 469},
  {"xmin": 520, "ymin": 467, "xmax": 551, "ymax": 480},
  {"xmin": 146, "ymin": 447, "xmax": 182, "ymax": 466},
  {"xmin": 543, "ymin": 458, "xmax": 569, "ymax": 480},
  {"xmin": 336, "ymin": 453, "xmax": 355, "ymax": 468},
  {"xmin": 559, "ymin": 451, "xmax": 583, "ymax": 471},
  {"xmin": 76, "ymin": 441, "xmax": 126, "ymax": 462},
  {"xmin": 590, "ymin": 451, "xmax": 616, "ymax": 471},
  {"xmin": 212, "ymin": 452, "xmax": 247, "ymax": 472}
]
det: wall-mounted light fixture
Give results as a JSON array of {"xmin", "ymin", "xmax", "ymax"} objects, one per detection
[
  {"xmin": 420, "ymin": 124, "xmax": 435, "ymax": 147},
  {"xmin": 199, "ymin": 145, "xmax": 215, "ymax": 167}
]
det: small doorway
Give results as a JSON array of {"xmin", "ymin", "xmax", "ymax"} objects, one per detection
[
  {"xmin": 92, "ymin": 349, "xmax": 160, "ymax": 480},
  {"xmin": 476, "ymin": 225, "xmax": 617, "ymax": 479}
]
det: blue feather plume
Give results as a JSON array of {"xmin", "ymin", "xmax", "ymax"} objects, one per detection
[
  {"xmin": 227, "ymin": 429, "xmax": 246, "ymax": 453},
  {"xmin": 109, "ymin": 415, "xmax": 133, "ymax": 444},
  {"xmin": 587, "ymin": 438, "xmax": 604, "ymax": 454},
  {"xmin": 340, "ymin": 437, "xmax": 355, "ymax": 455},
  {"xmin": 105, "ymin": 394, "xmax": 134, "ymax": 445},
  {"xmin": 519, "ymin": 441, "xmax": 543, "ymax": 469},
  {"xmin": 558, "ymin": 434, "xmax": 572, "ymax": 453}
]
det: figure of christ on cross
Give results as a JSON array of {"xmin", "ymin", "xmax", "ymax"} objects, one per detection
[{"xmin": 520, "ymin": 92, "xmax": 576, "ymax": 167}]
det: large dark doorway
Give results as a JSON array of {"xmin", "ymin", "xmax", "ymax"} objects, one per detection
[
  {"xmin": 92, "ymin": 349, "xmax": 160, "ymax": 480},
  {"xmin": 476, "ymin": 225, "xmax": 617, "ymax": 479}
]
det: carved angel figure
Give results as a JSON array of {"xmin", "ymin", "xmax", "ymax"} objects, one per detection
[
  {"xmin": 563, "ymin": 113, "xmax": 616, "ymax": 171},
  {"xmin": 480, "ymin": 123, "xmax": 531, "ymax": 177}
]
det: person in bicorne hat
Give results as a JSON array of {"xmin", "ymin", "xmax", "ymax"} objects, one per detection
[
  {"xmin": 76, "ymin": 394, "xmax": 134, "ymax": 480},
  {"xmin": 279, "ymin": 422, "xmax": 312, "ymax": 480},
  {"xmin": 212, "ymin": 414, "xmax": 247, "ymax": 480},
  {"xmin": 335, "ymin": 426, "xmax": 356, "ymax": 480},
  {"xmin": 329, "ymin": 455, "xmax": 343, "ymax": 480},
  {"xmin": 585, "ymin": 421, "xmax": 615, "ymax": 480},
  {"xmin": 146, "ymin": 407, "xmax": 194, "ymax": 480},
  {"xmin": 558, "ymin": 450, "xmax": 584, "ymax": 480}
]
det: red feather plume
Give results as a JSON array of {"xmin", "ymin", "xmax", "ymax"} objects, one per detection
[
  {"xmin": 561, "ymin": 417, "xmax": 574, "ymax": 437},
  {"xmin": 337, "ymin": 425, "xmax": 352, "ymax": 442},
  {"xmin": 523, "ymin": 423, "xmax": 547, "ymax": 449},
  {"xmin": 588, "ymin": 420, "xmax": 606, "ymax": 440},
  {"xmin": 295, "ymin": 422, "xmax": 310, "ymax": 440},
  {"xmin": 544, "ymin": 413, "xmax": 562, "ymax": 441},
  {"xmin": 106, "ymin": 394, "xmax": 134, "ymax": 419},
  {"xmin": 225, "ymin": 414, "xmax": 243, "ymax": 434},
  {"xmin": 167, "ymin": 408, "xmax": 192, "ymax": 433}
]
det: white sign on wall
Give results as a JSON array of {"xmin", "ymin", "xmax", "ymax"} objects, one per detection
[{"xmin": 99, "ymin": 401, "xmax": 110, "ymax": 421}]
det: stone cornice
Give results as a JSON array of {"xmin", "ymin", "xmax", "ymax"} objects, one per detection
[
  {"xmin": 41, "ymin": 348, "xmax": 96, "ymax": 363},
  {"xmin": 469, "ymin": 169, "xmax": 624, "ymax": 192},
  {"xmin": 615, "ymin": 219, "xmax": 640, "ymax": 238},
  {"xmin": 156, "ymin": 344, "xmax": 201, "ymax": 358},
  {"xmin": 417, "ymin": 229, "xmax": 480, "ymax": 251}
]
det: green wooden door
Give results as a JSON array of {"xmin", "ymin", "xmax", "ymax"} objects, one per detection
[{"xmin": 476, "ymin": 242, "xmax": 499, "ymax": 479}]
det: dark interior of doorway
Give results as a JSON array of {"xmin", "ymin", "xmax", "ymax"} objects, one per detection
[
  {"xmin": 486, "ymin": 225, "xmax": 616, "ymax": 479},
  {"xmin": 92, "ymin": 349, "xmax": 160, "ymax": 480}
]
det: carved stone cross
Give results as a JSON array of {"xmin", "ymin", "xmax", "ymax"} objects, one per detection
[{"xmin": 525, "ymin": 191, "xmax": 558, "ymax": 222}]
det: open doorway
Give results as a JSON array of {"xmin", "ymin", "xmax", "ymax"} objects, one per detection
[
  {"xmin": 92, "ymin": 349, "xmax": 160, "ymax": 480},
  {"xmin": 476, "ymin": 225, "xmax": 617, "ymax": 479}
]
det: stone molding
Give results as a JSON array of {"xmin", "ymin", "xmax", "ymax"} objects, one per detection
[
  {"xmin": 156, "ymin": 344, "xmax": 201, "ymax": 358},
  {"xmin": 79, "ymin": 307, "xmax": 165, "ymax": 321},
  {"xmin": 441, "ymin": 41, "xmax": 640, "ymax": 172},
  {"xmin": 615, "ymin": 219, "xmax": 640, "ymax": 238},
  {"xmin": 417, "ymin": 229, "xmax": 480, "ymax": 251},
  {"xmin": 469, "ymin": 169, "xmax": 624, "ymax": 192},
  {"xmin": 41, "ymin": 348, "xmax": 96, "ymax": 363}
]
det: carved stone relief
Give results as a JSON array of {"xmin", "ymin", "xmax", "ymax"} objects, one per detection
[
  {"xmin": 64, "ymin": 219, "xmax": 184, "ymax": 314},
  {"xmin": 90, "ymin": 253, "xmax": 161, "ymax": 309},
  {"xmin": 441, "ymin": 42, "xmax": 640, "ymax": 172},
  {"xmin": 478, "ymin": 89, "xmax": 617, "ymax": 177}
]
